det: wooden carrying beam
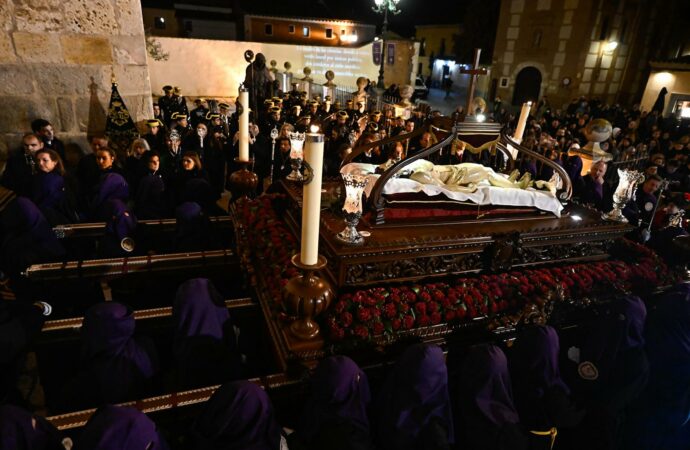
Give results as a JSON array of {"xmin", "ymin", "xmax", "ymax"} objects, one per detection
[
  {"xmin": 23, "ymin": 249, "xmax": 236, "ymax": 280},
  {"xmin": 53, "ymin": 216, "xmax": 233, "ymax": 239},
  {"xmin": 46, "ymin": 372, "xmax": 297, "ymax": 430},
  {"xmin": 41, "ymin": 298, "xmax": 255, "ymax": 332}
]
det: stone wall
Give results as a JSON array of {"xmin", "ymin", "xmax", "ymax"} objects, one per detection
[{"xmin": 0, "ymin": 0, "xmax": 153, "ymax": 164}]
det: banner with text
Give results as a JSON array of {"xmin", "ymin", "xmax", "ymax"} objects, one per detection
[
  {"xmin": 373, "ymin": 41, "xmax": 382, "ymax": 65},
  {"xmin": 387, "ymin": 43, "xmax": 395, "ymax": 65}
]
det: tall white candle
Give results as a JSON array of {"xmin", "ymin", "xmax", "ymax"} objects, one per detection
[
  {"xmin": 238, "ymin": 87, "xmax": 249, "ymax": 161},
  {"xmin": 324, "ymin": 100, "xmax": 331, "ymax": 113},
  {"xmin": 513, "ymin": 101, "xmax": 532, "ymax": 144},
  {"xmin": 300, "ymin": 129, "xmax": 325, "ymax": 266}
]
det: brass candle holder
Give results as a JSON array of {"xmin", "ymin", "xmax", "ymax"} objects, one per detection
[
  {"xmin": 228, "ymin": 157, "xmax": 258, "ymax": 201},
  {"xmin": 282, "ymin": 254, "xmax": 333, "ymax": 340}
]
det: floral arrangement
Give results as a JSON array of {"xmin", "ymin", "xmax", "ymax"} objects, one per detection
[{"xmin": 235, "ymin": 195, "xmax": 672, "ymax": 343}]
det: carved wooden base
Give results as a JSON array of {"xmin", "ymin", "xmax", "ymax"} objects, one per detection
[
  {"xmin": 282, "ymin": 254, "xmax": 333, "ymax": 340},
  {"xmin": 278, "ymin": 180, "xmax": 633, "ymax": 290}
]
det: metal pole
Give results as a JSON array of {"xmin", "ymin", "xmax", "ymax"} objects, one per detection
[{"xmin": 376, "ymin": 7, "xmax": 388, "ymax": 89}]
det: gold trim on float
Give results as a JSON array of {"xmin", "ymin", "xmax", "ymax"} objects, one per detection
[
  {"xmin": 46, "ymin": 373, "xmax": 294, "ymax": 430},
  {"xmin": 41, "ymin": 298, "xmax": 255, "ymax": 332}
]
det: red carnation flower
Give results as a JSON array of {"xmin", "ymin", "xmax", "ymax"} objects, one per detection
[
  {"xmin": 384, "ymin": 303, "xmax": 397, "ymax": 319},
  {"xmin": 430, "ymin": 312, "xmax": 442, "ymax": 325},
  {"xmin": 403, "ymin": 315, "xmax": 415, "ymax": 329},
  {"xmin": 417, "ymin": 315, "xmax": 431, "ymax": 327},
  {"xmin": 373, "ymin": 321, "xmax": 385, "ymax": 335},
  {"xmin": 339, "ymin": 312, "xmax": 353, "ymax": 328},
  {"xmin": 365, "ymin": 296, "xmax": 378, "ymax": 306},
  {"xmin": 415, "ymin": 302, "xmax": 427, "ymax": 316},
  {"xmin": 445, "ymin": 310, "xmax": 456, "ymax": 321},
  {"xmin": 391, "ymin": 318, "xmax": 402, "ymax": 330},
  {"xmin": 354, "ymin": 325, "xmax": 369, "ymax": 339},
  {"xmin": 428, "ymin": 301, "xmax": 440, "ymax": 313},
  {"xmin": 356, "ymin": 307, "xmax": 371, "ymax": 323}
]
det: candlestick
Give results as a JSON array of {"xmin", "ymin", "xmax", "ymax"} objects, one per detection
[
  {"xmin": 300, "ymin": 130, "xmax": 325, "ymax": 265},
  {"xmin": 513, "ymin": 101, "xmax": 532, "ymax": 144},
  {"xmin": 238, "ymin": 86, "xmax": 249, "ymax": 161}
]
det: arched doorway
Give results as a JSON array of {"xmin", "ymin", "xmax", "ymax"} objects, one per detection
[{"xmin": 512, "ymin": 66, "xmax": 542, "ymax": 105}]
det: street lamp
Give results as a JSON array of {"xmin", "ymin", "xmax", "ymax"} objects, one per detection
[
  {"xmin": 603, "ymin": 40, "xmax": 618, "ymax": 54},
  {"xmin": 372, "ymin": 0, "xmax": 402, "ymax": 90}
]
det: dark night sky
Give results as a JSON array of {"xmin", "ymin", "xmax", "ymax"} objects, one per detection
[
  {"xmin": 238, "ymin": 0, "xmax": 469, "ymax": 37},
  {"xmin": 328, "ymin": 0, "xmax": 469, "ymax": 36}
]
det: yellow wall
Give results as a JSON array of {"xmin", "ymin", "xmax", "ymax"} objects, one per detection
[
  {"xmin": 415, "ymin": 24, "xmax": 460, "ymax": 77},
  {"xmin": 641, "ymin": 70, "xmax": 690, "ymax": 113}
]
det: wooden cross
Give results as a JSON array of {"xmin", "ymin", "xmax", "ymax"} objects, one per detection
[{"xmin": 460, "ymin": 48, "xmax": 488, "ymax": 116}]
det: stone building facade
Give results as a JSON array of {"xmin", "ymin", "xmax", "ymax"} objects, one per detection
[
  {"xmin": 415, "ymin": 24, "xmax": 461, "ymax": 80},
  {"xmin": 0, "ymin": 0, "xmax": 153, "ymax": 164},
  {"xmin": 490, "ymin": 0, "xmax": 685, "ymax": 110},
  {"xmin": 244, "ymin": 15, "xmax": 375, "ymax": 47}
]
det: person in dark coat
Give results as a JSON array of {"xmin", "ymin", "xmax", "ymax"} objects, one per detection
[
  {"xmin": 0, "ymin": 197, "xmax": 66, "ymax": 280},
  {"xmin": 455, "ymin": 344, "xmax": 528, "ymax": 450},
  {"xmin": 374, "ymin": 343, "xmax": 454, "ymax": 450},
  {"xmin": 576, "ymin": 160, "xmax": 607, "ymax": 211},
  {"xmin": 0, "ymin": 404, "xmax": 66, "ymax": 450},
  {"xmin": 566, "ymin": 295, "xmax": 649, "ymax": 450},
  {"xmin": 291, "ymin": 355, "xmax": 374, "ymax": 450},
  {"xmin": 31, "ymin": 119, "xmax": 66, "ymax": 162},
  {"xmin": 271, "ymin": 137, "xmax": 294, "ymax": 183},
  {"xmin": 623, "ymin": 283, "xmax": 690, "ymax": 449},
  {"xmin": 204, "ymin": 125, "xmax": 228, "ymax": 199},
  {"xmin": 173, "ymin": 152, "xmax": 209, "ymax": 204},
  {"xmin": 123, "ymin": 138, "xmax": 151, "ymax": 193},
  {"xmin": 190, "ymin": 380, "xmax": 283, "ymax": 450},
  {"xmin": 1, "ymin": 133, "xmax": 43, "ymax": 198},
  {"xmin": 173, "ymin": 202, "xmax": 216, "ymax": 252},
  {"xmin": 74, "ymin": 405, "xmax": 168, "ymax": 450},
  {"xmin": 179, "ymin": 178, "xmax": 224, "ymax": 216},
  {"xmin": 98, "ymin": 199, "xmax": 138, "ymax": 258},
  {"xmin": 90, "ymin": 172, "xmax": 129, "ymax": 221},
  {"xmin": 651, "ymin": 87, "xmax": 668, "ymax": 114},
  {"xmin": 172, "ymin": 278, "xmax": 242, "ymax": 389},
  {"xmin": 59, "ymin": 302, "xmax": 158, "ymax": 411},
  {"xmin": 0, "ymin": 300, "xmax": 49, "ymax": 406},
  {"xmin": 509, "ymin": 325, "xmax": 583, "ymax": 448},
  {"xmin": 134, "ymin": 153, "xmax": 169, "ymax": 220},
  {"xmin": 142, "ymin": 119, "xmax": 166, "ymax": 154},
  {"xmin": 622, "ymin": 175, "xmax": 662, "ymax": 226},
  {"xmin": 31, "ymin": 148, "xmax": 78, "ymax": 225}
]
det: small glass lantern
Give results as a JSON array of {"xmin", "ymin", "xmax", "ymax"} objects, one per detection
[
  {"xmin": 336, "ymin": 173, "xmax": 369, "ymax": 245},
  {"xmin": 602, "ymin": 169, "xmax": 645, "ymax": 223},
  {"xmin": 286, "ymin": 131, "xmax": 305, "ymax": 181}
]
